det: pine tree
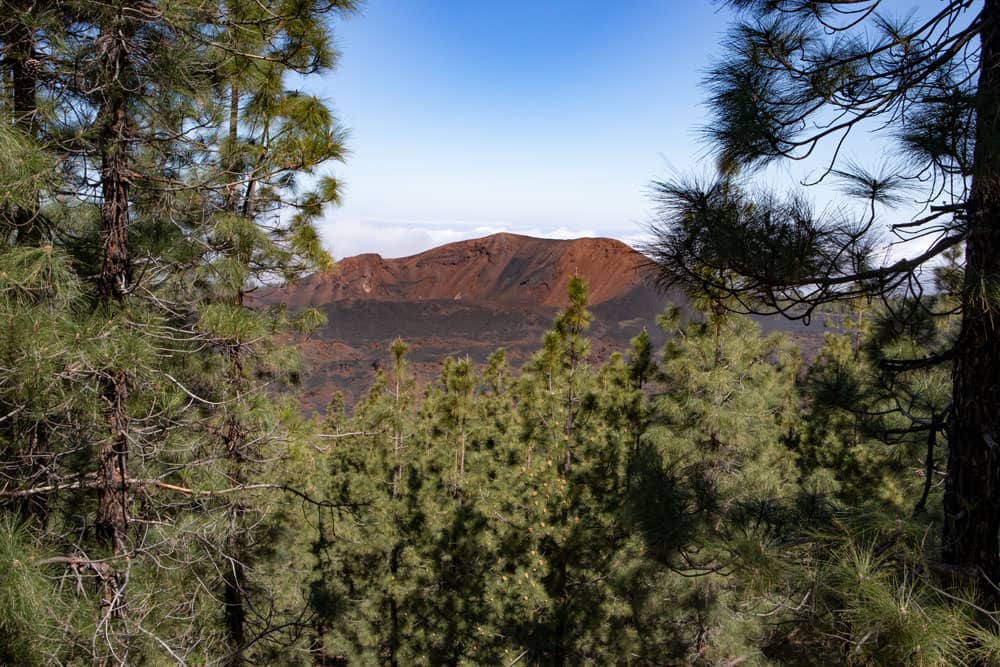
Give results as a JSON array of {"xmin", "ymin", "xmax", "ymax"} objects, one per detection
[
  {"xmin": 0, "ymin": 0, "xmax": 356, "ymax": 661},
  {"xmin": 483, "ymin": 278, "xmax": 649, "ymax": 664},
  {"xmin": 639, "ymin": 306, "xmax": 802, "ymax": 664},
  {"xmin": 311, "ymin": 340, "xmax": 422, "ymax": 664},
  {"xmin": 645, "ymin": 0, "xmax": 1000, "ymax": 578}
]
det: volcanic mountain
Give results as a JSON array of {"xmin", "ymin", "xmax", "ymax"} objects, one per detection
[{"xmin": 262, "ymin": 233, "xmax": 818, "ymax": 412}]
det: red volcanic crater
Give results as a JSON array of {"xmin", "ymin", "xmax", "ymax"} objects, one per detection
[
  {"xmin": 267, "ymin": 232, "xmax": 659, "ymax": 309},
  {"xmin": 261, "ymin": 233, "xmax": 819, "ymax": 412}
]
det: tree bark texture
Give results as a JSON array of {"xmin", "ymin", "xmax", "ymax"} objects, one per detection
[
  {"xmin": 943, "ymin": 0, "xmax": 1000, "ymax": 578},
  {"xmin": 93, "ymin": 5, "xmax": 136, "ymax": 618},
  {"xmin": 96, "ymin": 7, "xmax": 134, "ymax": 302},
  {"xmin": 95, "ymin": 370, "xmax": 129, "ymax": 617}
]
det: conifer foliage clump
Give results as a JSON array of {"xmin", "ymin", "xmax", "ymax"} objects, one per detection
[{"xmin": 0, "ymin": 1, "xmax": 356, "ymax": 662}]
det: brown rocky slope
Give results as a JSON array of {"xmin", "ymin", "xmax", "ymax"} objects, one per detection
[{"xmin": 260, "ymin": 233, "xmax": 820, "ymax": 412}]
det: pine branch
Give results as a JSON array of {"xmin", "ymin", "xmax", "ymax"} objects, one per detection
[
  {"xmin": 0, "ymin": 477, "xmax": 362, "ymax": 510},
  {"xmin": 879, "ymin": 349, "xmax": 957, "ymax": 371}
]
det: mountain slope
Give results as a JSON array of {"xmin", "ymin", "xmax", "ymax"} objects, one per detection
[
  {"xmin": 265, "ymin": 232, "xmax": 657, "ymax": 309},
  {"xmin": 262, "ymin": 233, "xmax": 817, "ymax": 411}
]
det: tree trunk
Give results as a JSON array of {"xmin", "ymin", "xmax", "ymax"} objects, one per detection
[
  {"xmin": 942, "ymin": 0, "xmax": 1000, "ymax": 578},
  {"xmin": 223, "ymin": 347, "xmax": 249, "ymax": 665},
  {"xmin": 3, "ymin": 5, "xmax": 53, "ymax": 523},
  {"xmin": 223, "ymin": 504, "xmax": 248, "ymax": 666},
  {"xmin": 9, "ymin": 19, "xmax": 37, "ymax": 132},
  {"xmin": 97, "ymin": 10, "xmax": 134, "ymax": 302},
  {"xmin": 5, "ymin": 3, "xmax": 42, "ymax": 242},
  {"xmin": 95, "ymin": 370, "xmax": 129, "ymax": 617},
  {"xmin": 222, "ymin": 111, "xmax": 255, "ymax": 660},
  {"xmin": 93, "ymin": 3, "xmax": 136, "ymax": 621},
  {"xmin": 225, "ymin": 84, "xmax": 241, "ymax": 212}
]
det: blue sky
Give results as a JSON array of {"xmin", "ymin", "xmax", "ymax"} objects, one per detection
[{"xmin": 306, "ymin": 1, "xmax": 939, "ymax": 259}]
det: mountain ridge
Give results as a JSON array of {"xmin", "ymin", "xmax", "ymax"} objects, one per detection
[
  {"xmin": 264, "ymin": 232, "xmax": 657, "ymax": 310},
  {"xmin": 261, "ymin": 232, "xmax": 817, "ymax": 411}
]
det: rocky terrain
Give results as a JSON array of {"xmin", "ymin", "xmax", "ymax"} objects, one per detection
[{"xmin": 260, "ymin": 233, "xmax": 822, "ymax": 413}]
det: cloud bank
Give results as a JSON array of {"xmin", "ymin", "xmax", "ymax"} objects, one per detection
[{"xmin": 318, "ymin": 216, "xmax": 648, "ymax": 260}]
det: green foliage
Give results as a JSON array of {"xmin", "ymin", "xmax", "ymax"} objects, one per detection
[
  {"xmin": 0, "ymin": 520, "xmax": 75, "ymax": 665},
  {"xmin": 302, "ymin": 280, "xmax": 997, "ymax": 666},
  {"xmin": 655, "ymin": 308, "xmax": 800, "ymax": 504},
  {"xmin": 307, "ymin": 284, "xmax": 864, "ymax": 665},
  {"xmin": 2, "ymin": 0, "xmax": 991, "ymax": 658},
  {"xmin": 0, "ymin": 0, "xmax": 354, "ymax": 662}
]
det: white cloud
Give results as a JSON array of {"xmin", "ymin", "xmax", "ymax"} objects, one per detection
[
  {"xmin": 318, "ymin": 215, "xmax": 628, "ymax": 259},
  {"xmin": 319, "ymin": 219, "xmax": 463, "ymax": 259}
]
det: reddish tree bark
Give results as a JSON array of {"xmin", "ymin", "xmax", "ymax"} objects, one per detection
[{"xmin": 93, "ymin": 4, "xmax": 136, "ymax": 618}]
